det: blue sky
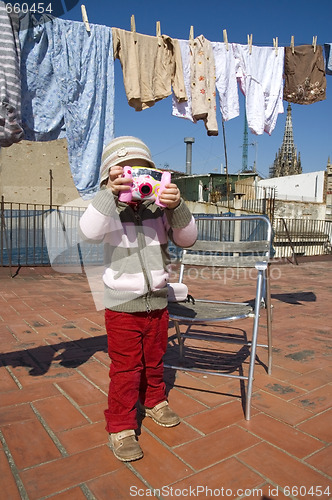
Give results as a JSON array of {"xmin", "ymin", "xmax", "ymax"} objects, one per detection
[{"xmin": 62, "ymin": 0, "xmax": 331, "ymax": 178}]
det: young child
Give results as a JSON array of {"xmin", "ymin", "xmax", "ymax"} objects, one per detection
[{"xmin": 79, "ymin": 136, "xmax": 197, "ymax": 462}]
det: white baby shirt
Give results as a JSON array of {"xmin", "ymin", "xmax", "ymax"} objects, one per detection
[
  {"xmin": 211, "ymin": 41, "xmax": 239, "ymax": 122},
  {"xmin": 232, "ymin": 43, "xmax": 285, "ymax": 135}
]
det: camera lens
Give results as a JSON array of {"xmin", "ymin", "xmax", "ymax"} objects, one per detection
[{"xmin": 140, "ymin": 184, "xmax": 152, "ymax": 196}]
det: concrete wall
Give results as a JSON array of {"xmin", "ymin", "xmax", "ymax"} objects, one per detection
[
  {"xmin": 258, "ymin": 171, "xmax": 325, "ymax": 203},
  {"xmin": 185, "ymin": 201, "xmax": 223, "ymax": 214},
  {"xmin": 186, "ymin": 199, "xmax": 327, "ymax": 221},
  {"xmin": 273, "ymin": 199, "xmax": 326, "ymax": 220},
  {"xmin": 259, "ymin": 171, "xmax": 327, "ymax": 220},
  {"xmin": 0, "ymin": 140, "xmax": 86, "ymax": 206}
]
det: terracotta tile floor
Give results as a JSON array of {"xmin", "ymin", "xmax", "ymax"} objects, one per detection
[{"xmin": 0, "ymin": 259, "xmax": 331, "ymax": 500}]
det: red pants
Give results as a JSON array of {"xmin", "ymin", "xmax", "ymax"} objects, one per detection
[{"xmin": 104, "ymin": 308, "xmax": 169, "ymax": 433}]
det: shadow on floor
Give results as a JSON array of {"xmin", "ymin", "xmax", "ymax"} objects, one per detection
[
  {"xmin": 0, "ymin": 335, "xmax": 108, "ymax": 376},
  {"xmin": 271, "ymin": 291, "xmax": 316, "ymax": 305}
]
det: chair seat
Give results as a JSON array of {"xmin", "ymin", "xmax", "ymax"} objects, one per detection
[{"xmin": 168, "ymin": 300, "xmax": 253, "ymax": 323}]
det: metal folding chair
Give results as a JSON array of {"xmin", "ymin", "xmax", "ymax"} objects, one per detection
[{"xmin": 166, "ymin": 215, "xmax": 273, "ymax": 420}]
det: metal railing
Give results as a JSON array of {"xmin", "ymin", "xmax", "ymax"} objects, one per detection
[
  {"xmin": 273, "ymin": 217, "xmax": 332, "ymax": 258},
  {"xmin": 0, "ymin": 200, "xmax": 91, "ymax": 268},
  {"xmin": 234, "ymin": 183, "xmax": 275, "ymax": 201},
  {"xmin": 210, "ymin": 183, "xmax": 276, "ymax": 220},
  {"xmin": 1, "ymin": 201, "xmax": 332, "ymax": 270},
  {"xmin": 1, "ymin": 201, "xmax": 51, "ymax": 267}
]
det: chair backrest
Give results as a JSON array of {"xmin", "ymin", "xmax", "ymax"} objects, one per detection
[{"xmin": 179, "ymin": 215, "xmax": 272, "ymax": 282}]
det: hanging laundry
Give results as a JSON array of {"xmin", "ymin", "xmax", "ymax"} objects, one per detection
[
  {"xmin": 283, "ymin": 45, "xmax": 326, "ymax": 104},
  {"xmin": 190, "ymin": 35, "xmax": 218, "ymax": 136},
  {"xmin": 324, "ymin": 43, "xmax": 332, "ymax": 76},
  {"xmin": 171, "ymin": 39, "xmax": 194, "ymax": 122},
  {"xmin": 19, "ymin": 15, "xmax": 65, "ymax": 141},
  {"xmin": 233, "ymin": 43, "xmax": 285, "ymax": 135},
  {"xmin": 19, "ymin": 15, "xmax": 115, "ymax": 199},
  {"xmin": 0, "ymin": 1, "xmax": 24, "ymax": 147},
  {"xmin": 211, "ymin": 42, "xmax": 239, "ymax": 122},
  {"xmin": 112, "ymin": 28, "xmax": 187, "ymax": 111},
  {"xmin": 172, "ymin": 40, "xmax": 239, "ymax": 125}
]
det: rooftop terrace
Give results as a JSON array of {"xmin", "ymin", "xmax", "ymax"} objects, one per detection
[{"xmin": 0, "ymin": 259, "xmax": 331, "ymax": 499}]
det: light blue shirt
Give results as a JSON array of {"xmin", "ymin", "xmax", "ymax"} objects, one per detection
[{"xmin": 19, "ymin": 15, "xmax": 115, "ymax": 198}]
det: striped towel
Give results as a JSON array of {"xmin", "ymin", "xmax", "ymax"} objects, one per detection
[{"xmin": 0, "ymin": 1, "xmax": 24, "ymax": 146}]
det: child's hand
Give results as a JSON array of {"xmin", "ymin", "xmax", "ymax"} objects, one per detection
[
  {"xmin": 158, "ymin": 183, "xmax": 181, "ymax": 209},
  {"xmin": 107, "ymin": 166, "xmax": 132, "ymax": 196}
]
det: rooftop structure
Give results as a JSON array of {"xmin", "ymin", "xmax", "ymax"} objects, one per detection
[{"xmin": 0, "ymin": 261, "xmax": 331, "ymax": 497}]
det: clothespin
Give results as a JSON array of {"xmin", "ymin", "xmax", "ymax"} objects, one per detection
[
  {"xmin": 131, "ymin": 14, "xmax": 136, "ymax": 33},
  {"xmin": 81, "ymin": 5, "xmax": 90, "ymax": 33},
  {"xmin": 273, "ymin": 37, "xmax": 278, "ymax": 56},
  {"xmin": 312, "ymin": 35, "xmax": 317, "ymax": 53},
  {"xmin": 131, "ymin": 14, "xmax": 137, "ymax": 43},
  {"xmin": 290, "ymin": 35, "xmax": 295, "ymax": 54},
  {"xmin": 223, "ymin": 29, "xmax": 229, "ymax": 51},
  {"xmin": 247, "ymin": 34, "xmax": 253, "ymax": 54},
  {"xmin": 189, "ymin": 25, "xmax": 194, "ymax": 41},
  {"xmin": 156, "ymin": 21, "xmax": 162, "ymax": 46}
]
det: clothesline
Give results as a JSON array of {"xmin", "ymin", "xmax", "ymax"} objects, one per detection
[
  {"xmin": 111, "ymin": 26, "xmax": 326, "ymax": 134},
  {"xmin": 0, "ymin": 2, "xmax": 331, "ymax": 201},
  {"xmin": 81, "ymin": 6, "xmax": 323, "ymax": 52}
]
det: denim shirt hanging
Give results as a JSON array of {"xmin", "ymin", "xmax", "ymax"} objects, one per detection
[{"xmin": 19, "ymin": 15, "xmax": 115, "ymax": 199}]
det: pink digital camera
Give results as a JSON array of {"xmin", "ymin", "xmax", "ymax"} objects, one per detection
[{"xmin": 119, "ymin": 167, "xmax": 171, "ymax": 207}]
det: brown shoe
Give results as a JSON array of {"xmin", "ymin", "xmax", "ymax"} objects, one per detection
[
  {"xmin": 140, "ymin": 401, "xmax": 180, "ymax": 427},
  {"xmin": 109, "ymin": 430, "xmax": 143, "ymax": 462}
]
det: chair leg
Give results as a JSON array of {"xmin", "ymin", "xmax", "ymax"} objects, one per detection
[
  {"xmin": 265, "ymin": 265, "xmax": 273, "ymax": 375},
  {"xmin": 245, "ymin": 268, "xmax": 264, "ymax": 420},
  {"xmin": 174, "ymin": 321, "xmax": 184, "ymax": 362}
]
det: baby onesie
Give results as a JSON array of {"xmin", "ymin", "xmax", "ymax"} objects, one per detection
[
  {"xmin": 233, "ymin": 43, "xmax": 285, "ymax": 135},
  {"xmin": 211, "ymin": 41, "xmax": 239, "ymax": 122}
]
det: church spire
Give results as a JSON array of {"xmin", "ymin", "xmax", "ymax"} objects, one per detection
[
  {"xmin": 281, "ymin": 103, "xmax": 295, "ymax": 166},
  {"xmin": 270, "ymin": 103, "xmax": 302, "ymax": 177}
]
